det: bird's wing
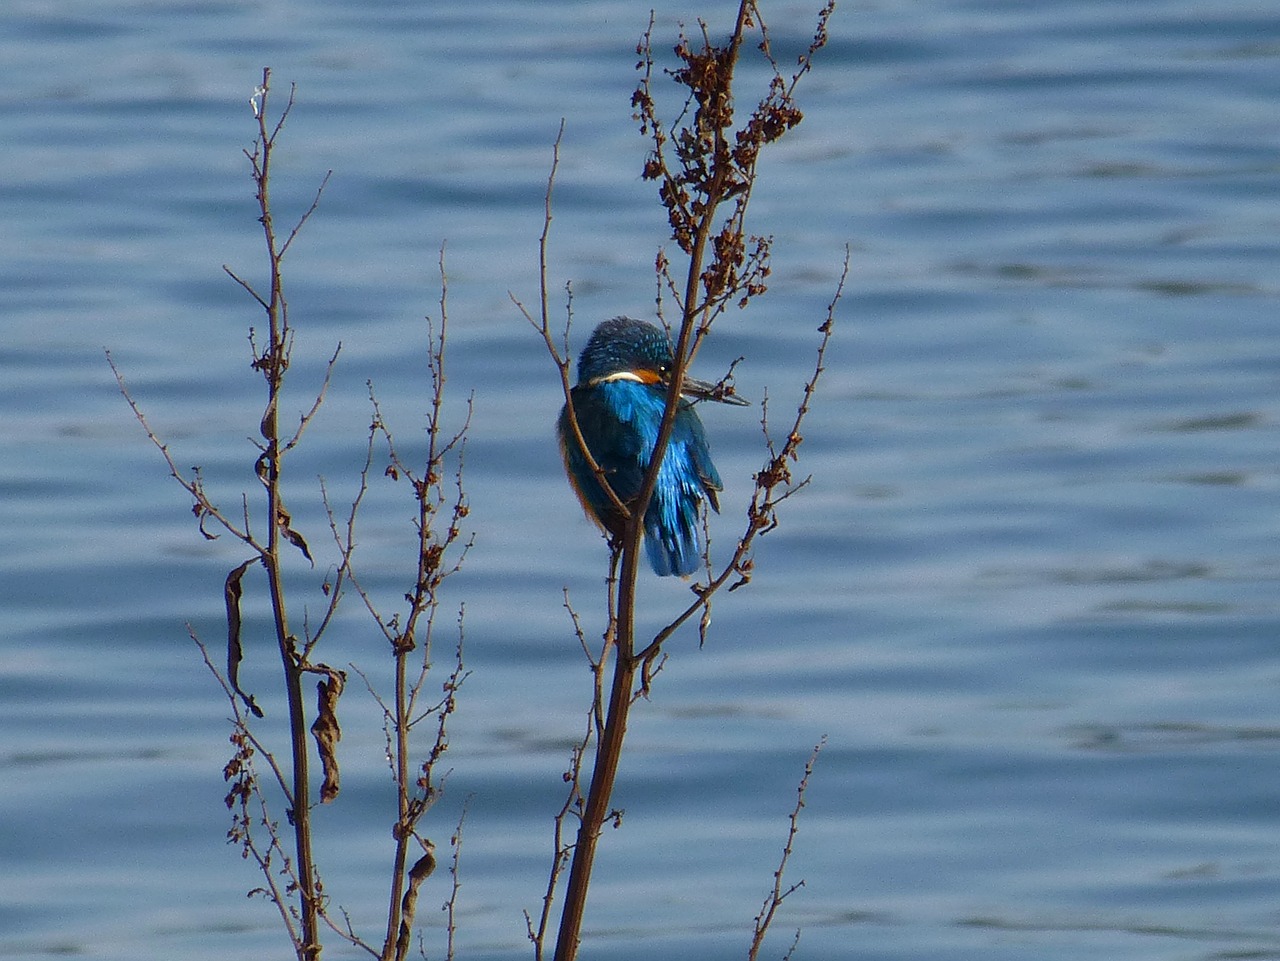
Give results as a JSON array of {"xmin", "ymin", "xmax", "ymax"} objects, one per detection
[{"xmin": 675, "ymin": 401, "xmax": 724, "ymax": 511}]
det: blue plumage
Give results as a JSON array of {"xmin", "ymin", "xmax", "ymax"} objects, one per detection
[{"xmin": 558, "ymin": 317, "xmax": 747, "ymax": 576}]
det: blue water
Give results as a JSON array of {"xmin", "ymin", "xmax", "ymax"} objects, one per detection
[{"xmin": 2, "ymin": 0, "xmax": 1278, "ymax": 958}]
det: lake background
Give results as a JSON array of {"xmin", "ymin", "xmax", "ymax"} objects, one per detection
[{"xmin": 2, "ymin": 1, "xmax": 1278, "ymax": 959}]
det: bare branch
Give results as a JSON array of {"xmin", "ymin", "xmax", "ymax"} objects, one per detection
[
  {"xmin": 748, "ymin": 737, "xmax": 826, "ymax": 961},
  {"xmin": 284, "ymin": 342, "xmax": 343, "ymax": 453},
  {"xmin": 635, "ymin": 244, "xmax": 846, "ymax": 674},
  {"xmin": 280, "ymin": 169, "xmax": 333, "ymax": 259},
  {"xmin": 543, "ymin": 7, "xmax": 838, "ymax": 958},
  {"xmin": 443, "ymin": 802, "xmax": 469, "ymax": 961},
  {"xmin": 519, "ymin": 125, "xmax": 633, "ymax": 527},
  {"xmin": 106, "ymin": 350, "xmax": 259, "ymax": 549},
  {"xmin": 223, "ymin": 264, "xmax": 270, "ymax": 310}
]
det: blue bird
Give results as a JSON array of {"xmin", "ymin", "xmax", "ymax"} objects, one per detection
[{"xmin": 558, "ymin": 316, "xmax": 748, "ymax": 576}]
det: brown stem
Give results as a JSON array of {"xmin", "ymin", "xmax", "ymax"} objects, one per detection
[
  {"xmin": 552, "ymin": 526, "xmax": 641, "ymax": 961},
  {"xmin": 546, "ymin": 2, "xmax": 833, "ymax": 954},
  {"xmin": 551, "ymin": 7, "xmax": 754, "ymax": 958},
  {"xmin": 380, "ymin": 641, "xmax": 412, "ymax": 961},
  {"xmin": 375, "ymin": 253, "xmax": 467, "ymax": 960},
  {"xmin": 634, "ymin": 1, "xmax": 749, "ymax": 533},
  {"xmin": 255, "ymin": 67, "xmax": 320, "ymax": 960}
]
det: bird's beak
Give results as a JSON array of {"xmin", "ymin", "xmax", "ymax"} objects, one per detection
[{"xmin": 678, "ymin": 374, "xmax": 751, "ymax": 406}]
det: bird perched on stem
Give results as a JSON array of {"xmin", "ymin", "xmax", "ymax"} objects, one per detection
[{"xmin": 558, "ymin": 316, "xmax": 749, "ymax": 576}]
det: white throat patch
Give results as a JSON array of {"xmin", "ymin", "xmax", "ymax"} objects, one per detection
[{"xmin": 591, "ymin": 370, "xmax": 649, "ymax": 386}]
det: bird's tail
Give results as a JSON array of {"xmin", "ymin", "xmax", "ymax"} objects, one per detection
[{"xmin": 643, "ymin": 497, "xmax": 702, "ymax": 577}]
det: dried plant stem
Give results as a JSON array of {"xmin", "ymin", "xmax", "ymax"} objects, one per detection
[
  {"xmin": 748, "ymin": 738, "xmax": 825, "ymax": 961},
  {"xmin": 533, "ymin": 4, "xmax": 836, "ymax": 959},
  {"xmin": 118, "ymin": 66, "xmax": 471, "ymax": 961},
  {"xmin": 552, "ymin": 545, "xmax": 638, "ymax": 961},
  {"xmin": 240, "ymin": 67, "xmax": 324, "ymax": 959},
  {"xmin": 125, "ymin": 70, "xmax": 396, "ymax": 961},
  {"xmin": 359, "ymin": 254, "xmax": 472, "ymax": 961}
]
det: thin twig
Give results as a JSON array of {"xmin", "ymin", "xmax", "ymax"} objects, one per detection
[{"xmin": 748, "ymin": 737, "xmax": 826, "ymax": 961}]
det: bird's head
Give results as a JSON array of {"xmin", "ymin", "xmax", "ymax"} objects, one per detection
[
  {"xmin": 577, "ymin": 316, "xmax": 672, "ymax": 387},
  {"xmin": 576, "ymin": 316, "xmax": 749, "ymax": 406}
]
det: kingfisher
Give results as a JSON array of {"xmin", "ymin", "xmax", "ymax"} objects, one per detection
[{"xmin": 558, "ymin": 316, "xmax": 749, "ymax": 577}]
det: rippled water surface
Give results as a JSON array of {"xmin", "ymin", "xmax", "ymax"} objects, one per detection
[{"xmin": 2, "ymin": 1, "xmax": 1278, "ymax": 959}]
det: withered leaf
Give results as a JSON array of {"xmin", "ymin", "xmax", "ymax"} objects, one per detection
[
  {"xmin": 224, "ymin": 558, "xmax": 264, "ymax": 717},
  {"xmin": 310, "ymin": 666, "xmax": 345, "ymax": 803}
]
